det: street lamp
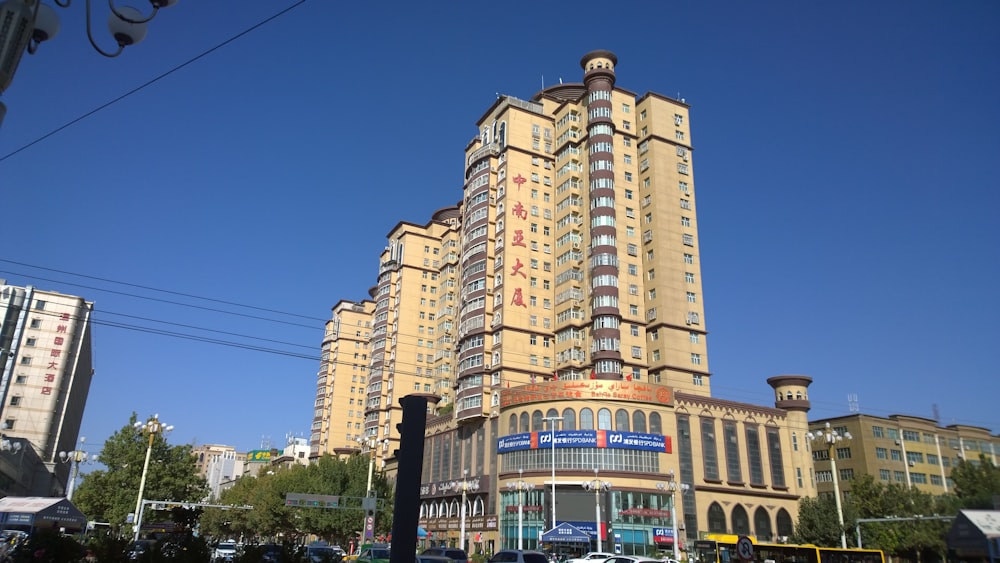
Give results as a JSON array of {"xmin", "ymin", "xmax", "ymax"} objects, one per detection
[
  {"xmin": 356, "ymin": 435, "xmax": 378, "ymax": 497},
  {"xmin": 658, "ymin": 470, "xmax": 690, "ymax": 562},
  {"xmin": 0, "ymin": 0, "xmax": 177, "ymax": 125},
  {"xmin": 450, "ymin": 469, "xmax": 480, "ymax": 553},
  {"xmin": 807, "ymin": 422, "xmax": 852, "ymax": 548},
  {"xmin": 506, "ymin": 468, "xmax": 535, "ymax": 550},
  {"xmin": 542, "ymin": 415, "xmax": 561, "ymax": 530},
  {"xmin": 132, "ymin": 414, "xmax": 173, "ymax": 542},
  {"xmin": 581, "ymin": 468, "xmax": 612, "ymax": 553},
  {"xmin": 58, "ymin": 436, "xmax": 97, "ymax": 500}
]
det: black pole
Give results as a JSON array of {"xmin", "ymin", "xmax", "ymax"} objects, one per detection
[{"xmin": 389, "ymin": 395, "xmax": 428, "ymax": 563}]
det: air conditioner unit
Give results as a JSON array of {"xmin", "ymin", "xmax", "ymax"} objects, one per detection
[
  {"xmin": 894, "ymin": 440, "xmax": 901, "ymax": 445},
  {"xmin": 484, "ymin": 362, "xmax": 491, "ymax": 369},
  {"xmin": 574, "ymin": 339, "xmax": 583, "ymax": 347},
  {"xmin": 908, "ymin": 461, "xmax": 915, "ymax": 467}
]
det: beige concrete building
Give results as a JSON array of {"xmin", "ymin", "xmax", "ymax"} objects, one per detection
[
  {"xmin": 807, "ymin": 414, "xmax": 998, "ymax": 499},
  {"xmin": 317, "ymin": 51, "xmax": 820, "ymax": 555},
  {"xmin": 311, "ymin": 299, "xmax": 375, "ymax": 457},
  {"xmin": 0, "ymin": 282, "xmax": 94, "ymax": 496}
]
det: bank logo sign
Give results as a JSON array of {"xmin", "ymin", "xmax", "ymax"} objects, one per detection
[{"xmin": 497, "ymin": 430, "xmax": 671, "ymax": 453}]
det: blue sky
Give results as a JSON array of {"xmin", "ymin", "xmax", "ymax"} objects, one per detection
[{"xmin": 1, "ymin": 1, "xmax": 997, "ymax": 456}]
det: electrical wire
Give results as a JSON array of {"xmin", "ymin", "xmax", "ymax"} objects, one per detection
[
  {"xmin": 5, "ymin": 264, "xmax": 997, "ymax": 430},
  {"xmin": 0, "ymin": 0, "xmax": 308, "ymax": 163}
]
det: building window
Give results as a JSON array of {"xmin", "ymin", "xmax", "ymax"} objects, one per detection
[
  {"xmin": 685, "ymin": 272, "xmax": 696, "ymax": 283},
  {"xmin": 34, "ymin": 300, "xmax": 46, "ymax": 310},
  {"xmin": 29, "ymin": 319, "xmax": 41, "ymax": 329},
  {"xmin": 681, "ymin": 216, "xmax": 691, "ymax": 227},
  {"xmin": 9, "ymin": 396, "xmax": 21, "ymax": 407},
  {"xmin": 689, "ymin": 332, "xmax": 699, "ymax": 344},
  {"xmin": 872, "ymin": 425, "xmax": 884, "ymax": 438},
  {"xmin": 701, "ymin": 418, "xmax": 720, "ymax": 480},
  {"xmin": 687, "ymin": 292, "xmax": 697, "ymax": 303},
  {"xmin": 724, "ymin": 421, "xmax": 742, "ymax": 483},
  {"xmin": 766, "ymin": 428, "xmax": 787, "ymax": 488},
  {"xmin": 691, "ymin": 353, "xmax": 701, "ymax": 365},
  {"xmin": 693, "ymin": 374, "xmax": 704, "ymax": 386},
  {"xmin": 684, "ymin": 253, "xmax": 694, "ymax": 264}
]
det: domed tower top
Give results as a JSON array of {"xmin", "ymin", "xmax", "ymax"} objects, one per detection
[
  {"xmin": 580, "ymin": 50, "xmax": 618, "ymax": 87},
  {"xmin": 766, "ymin": 374, "xmax": 813, "ymax": 413}
]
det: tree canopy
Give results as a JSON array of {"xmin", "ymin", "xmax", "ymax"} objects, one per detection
[
  {"xmin": 199, "ymin": 453, "xmax": 393, "ymax": 545},
  {"xmin": 72, "ymin": 413, "xmax": 208, "ymax": 536}
]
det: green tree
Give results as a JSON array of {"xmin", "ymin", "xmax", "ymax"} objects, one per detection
[
  {"xmin": 200, "ymin": 453, "xmax": 393, "ymax": 544},
  {"xmin": 950, "ymin": 454, "xmax": 1000, "ymax": 509},
  {"xmin": 72, "ymin": 413, "xmax": 208, "ymax": 537},
  {"xmin": 792, "ymin": 495, "xmax": 848, "ymax": 547},
  {"xmin": 847, "ymin": 474, "xmax": 951, "ymax": 561}
]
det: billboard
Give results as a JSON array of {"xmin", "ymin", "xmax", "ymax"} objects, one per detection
[{"xmin": 497, "ymin": 429, "xmax": 671, "ymax": 453}]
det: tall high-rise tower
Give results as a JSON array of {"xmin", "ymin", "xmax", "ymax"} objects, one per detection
[
  {"xmin": 321, "ymin": 52, "xmax": 812, "ymax": 552},
  {"xmin": 0, "ymin": 282, "xmax": 94, "ymax": 496}
]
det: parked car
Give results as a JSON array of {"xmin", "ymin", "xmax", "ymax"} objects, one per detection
[
  {"xmin": 214, "ymin": 540, "xmax": 239, "ymax": 562},
  {"xmin": 356, "ymin": 543, "xmax": 392, "ymax": 563},
  {"xmin": 421, "ymin": 547, "xmax": 469, "ymax": 563},
  {"xmin": 304, "ymin": 543, "xmax": 345, "ymax": 563},
  {"xmin": 564, "ymin": 553, "xmax": 615, "ymax": 563},
  {"xmin": 489, "ymin": 550, "xmax": 551, "ymax": 563},
  {"xmin": 126, "ymin": 539, "xmax": 156, "ymax": 561},
  {"xmin": 418, "ymin": 555, "xmax": 455, "ymax": 563},
  {"xmin": 604, "ymin": 557, "xmax": 663, "ymax": 563}
]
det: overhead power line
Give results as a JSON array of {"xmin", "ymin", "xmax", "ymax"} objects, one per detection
[{"xmin": 0, "ymin": 0, "xmax": 308, "ymax": 163}]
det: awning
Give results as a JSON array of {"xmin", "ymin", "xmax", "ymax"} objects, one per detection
[
  {"xmin": 0, "ymin": 496, "xmax": 87, "ymax": 532},
  {"xmin": 417, "ymin": 527, "xmax": 429, "ymax": 538},
  {"xmin": 541, "ymin": 523, "xmax": 591, "ymax": 543}
]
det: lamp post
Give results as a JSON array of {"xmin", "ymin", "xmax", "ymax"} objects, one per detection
[
  {"xmin": 357, "ymin": 435, "xmax": 382, "ymax": 542},
  {"xmin": 658, "ymin": 470, "xmax": 690, "ymax": 561},
  {"xmin": 581, "ymin": 468, "xmax": 612, "ymax": 552},
  {"xmin": 542, "ymin": 415, "xmax": 561, "ymax": 531},
  {"xmin": 356, "ymin": 436, "xmax": 378, "ymax": 497},
  {"xmin": 506, "ymin": 468, "xmax": 535, "ymax": 550},
  {"xmin": 58, "ymin": 436, "xmax": 96, "ymax": 500},
  {"xmin": 0, "ymin": 0, "xmax": 177, "ymax": 126},
  {"xmin": 452, "ymin": 470, "xmax": 480, "ymax": 553},
  {"xmin": 132, "ymin": 415, "xmax": 173, "ymax": 542},
  {"xmin": 807, "ymin": 422, "xmax": 851, "ymax": 548}
]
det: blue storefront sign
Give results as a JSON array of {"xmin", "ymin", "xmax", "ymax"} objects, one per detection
[{"xmin": 498, "ymin": 430, "xmax": 669, "ymax": 454}]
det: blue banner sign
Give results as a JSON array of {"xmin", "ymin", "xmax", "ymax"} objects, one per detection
[{"xmin": 498, "ymin": 430, "xmax": 670, "ymax": 453}]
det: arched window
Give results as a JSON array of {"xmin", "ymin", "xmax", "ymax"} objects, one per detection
[
  {"xmin": 420, "ymin": 503, "xmax": 427, "ymax": 518},
  {"xmin": 776, "ymin": 508, "xmax": 794, "ymax": 538},
  {"xmin": 597, "ymin": 408, "xmax": 612, "ymax": 430},
  {"xmin": 509, "ymin": 414, "xmax": 518, "ymax": 434},
  {"xmin": 532, "ymin": 410, "xmax": 544, "ymax": 432},
  {"xmin": 650, "ymin": 412, "xmax": 663, "ymax": 434},
  {"xmin": 732, "ymin": 505, "xmax": 750, "ymax": 535},
  {"xmin": 615, "ymin": 409, "xmax": 630, "ymax": 431},
  {"xmin": 499, "ymin": 122, "xmax": 507, "ymax": 148},
  {"xmin": 633, "ymin": 411, "xmax": 647, "ymax": 433},
  {"xmin": 580, "ymin": 408, "xmax": 595, "ymax": 430},
  {"xmin": 547, "ymin": 408, "xmax": 559, "ymax": 421},
  {"xmin": 520, "ymin": 412, "xmax": 529, "ymax": 433},
  {"xmin": 474, "ymin": 496, "xmax": 485, "ymax": 517},
  {"xmin": 562, "ymin": 408, "xmax": 577, "ymax": 430},
  {"xmin": 708, "ymin": 502, "xmax": 726, "ymax": 533},
  {"xmin": 754, "ymin": 507, "xmax": 773, "ymax": 542}
]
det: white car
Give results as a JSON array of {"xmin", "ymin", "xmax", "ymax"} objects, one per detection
[
  {"xmin": 565, "ymin": 553, "xmax": 615, "ymax": 563},
  {"xmin": 213, "ymin": 540, "xmax": 238, "ymax": 562}
]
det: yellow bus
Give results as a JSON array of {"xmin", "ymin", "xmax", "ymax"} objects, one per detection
[{"xmin": 692, "ymin": 535, "xmax": 884, "ymax": 563}]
